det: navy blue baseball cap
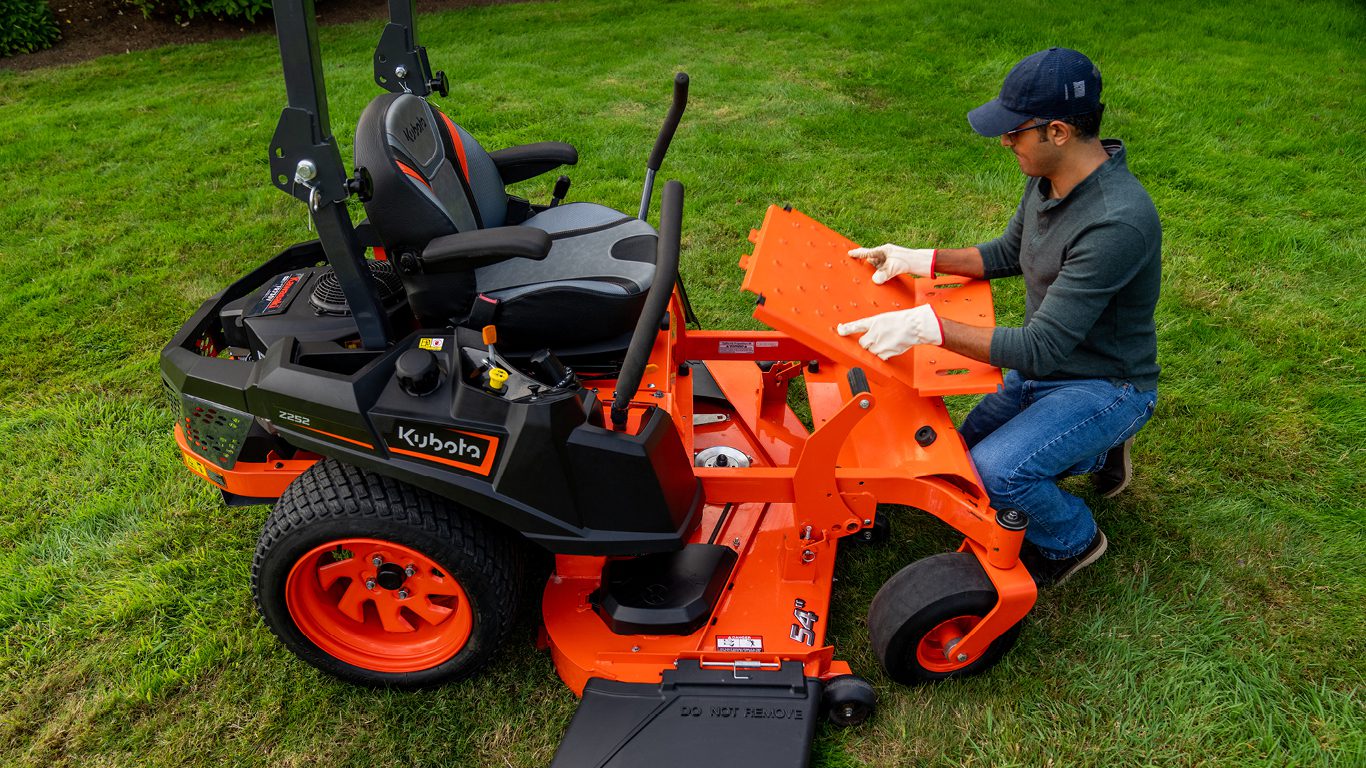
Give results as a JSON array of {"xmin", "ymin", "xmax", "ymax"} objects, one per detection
[{"xmin": 968, "ymin": 47, "xmax": 1103, "ymax": 137}]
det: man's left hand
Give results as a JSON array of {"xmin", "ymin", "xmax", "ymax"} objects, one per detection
[{"xmin": 836, "ymin": 304, "xmax": 944, "ymax": 360}]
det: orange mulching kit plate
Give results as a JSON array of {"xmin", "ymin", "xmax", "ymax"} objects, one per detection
[{"xmin": 739, "ymin": 206, "xmax": 1001, "ymax": 396}]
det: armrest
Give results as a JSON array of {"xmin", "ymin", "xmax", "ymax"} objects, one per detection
[
  {"xmin": 419, "ymin": 226, "xmax": 551, "ymax": 273},
  {"xmin": 489, "ymin": 141, "xmax": 579, "ymax": 184}
]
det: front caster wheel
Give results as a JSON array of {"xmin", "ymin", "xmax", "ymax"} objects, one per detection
[
  {"xmin": 821, "ymin": 674, "xmax": 876, "ymax": 727},
  {"xmin": 868, "ymin": 552, "xmax": 1022, "ymax": 685},
  {"xmin": 252, "ymin": 459, "xmax": 525, "ymax": 688}
]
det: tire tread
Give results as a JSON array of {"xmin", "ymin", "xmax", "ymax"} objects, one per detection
[{"xmin": 251, "ymin": 459, "xmax": 524, "ymax": 687}]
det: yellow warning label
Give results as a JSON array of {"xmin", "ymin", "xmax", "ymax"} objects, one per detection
[
  {"xmin": 419, "ymin": 337, "xmax": 445, "ymax": 351},
  {"xmin": 181, "ymin": 453, "xmax": 207, "ymax": 478}
]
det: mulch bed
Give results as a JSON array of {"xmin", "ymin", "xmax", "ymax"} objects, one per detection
[{"xmin": 3, "ymin": 0, "xmax": 518, "ymax": 72}]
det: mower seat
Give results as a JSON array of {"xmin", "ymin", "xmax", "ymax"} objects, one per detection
[{"xmin": 354, "ymin": 92, "xmax": 657, "ymax": 352}]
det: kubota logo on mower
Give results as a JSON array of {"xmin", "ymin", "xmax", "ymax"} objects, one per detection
[
  {"xmin": 386, "ymin": 422, "xmax": 499, "ymax": 476},
  {"xmin": 397, "ymin": 426, "xmax": 484, "ymax": 458},
  {"xmin": 790, "ymin": 598, "xmax": 820, "ymax": 646},
  {"xmin": 402, "ymin": 115, "xmax": 428, "ymax": 143}
]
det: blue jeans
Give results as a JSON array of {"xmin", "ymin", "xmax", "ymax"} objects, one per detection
[{"xmin": 960, "ymin": 370, "xmax": 1157, "ymax": 559}]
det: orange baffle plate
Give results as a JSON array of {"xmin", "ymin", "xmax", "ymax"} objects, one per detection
[{"xmin": 739, "ymin": 206, "xmax": 1002, "ymax": 396}]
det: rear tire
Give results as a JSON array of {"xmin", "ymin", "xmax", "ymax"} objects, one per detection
[
  {"xmin": 868, "ymin": 552, "xmax": 1022, "ymax": 685},
  {"xmin": 252, "ymin": 459, "xmax": 525, "ymax": 688}
]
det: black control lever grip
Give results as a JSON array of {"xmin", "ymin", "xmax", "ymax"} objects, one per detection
[
  {"xmin": 647, "ymin": 72, "xmax": 689, "ymax": 172},
  {"xmin": 551, "ymin": 174, "xmax": 571, "ymax": 206},
  {"xmin": 613, "ymin": 180, "xmax": 683, "ymax": 429}
]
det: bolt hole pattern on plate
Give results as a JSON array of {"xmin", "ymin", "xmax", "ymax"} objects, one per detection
[{"xmin": 742, "ymin": 206, "xmax": 1001, "ymax": 396}]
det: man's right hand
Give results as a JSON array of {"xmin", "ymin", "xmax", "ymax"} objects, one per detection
[
  {"xmin": 848, "ymin": 244, "xmax": 937, "ymax": 284},
  {"xmin": 836, "ymin": 304, "xmax": 944, "ymax": 359}
]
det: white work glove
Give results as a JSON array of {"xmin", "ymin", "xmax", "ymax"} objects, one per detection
[
  {"xmin": 848, "ymin": 244, "xmax": 937, "ymax": 284},
  {"xmin": 836, "ymin": 305, "xmax": 943, "ymax": 360}
]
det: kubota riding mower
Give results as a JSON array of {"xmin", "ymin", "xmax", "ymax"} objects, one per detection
[{"xmin": 160, "ymin": 1, "xmax": 1038, "ymax": 765}]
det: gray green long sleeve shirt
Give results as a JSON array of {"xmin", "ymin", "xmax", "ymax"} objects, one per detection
[{"xmin": 976, "ymin": 140, "xmax": 1161, "ymax": 390}]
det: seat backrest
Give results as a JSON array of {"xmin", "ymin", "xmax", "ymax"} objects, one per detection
[{"xmin": 354, "ymin": 93, "xmax": 509, "ymax": 252}]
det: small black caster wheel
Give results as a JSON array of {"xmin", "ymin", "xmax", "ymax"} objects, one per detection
[{"xmin": 821, "ymin": 674, "xmax": 876, "ymax": 727}]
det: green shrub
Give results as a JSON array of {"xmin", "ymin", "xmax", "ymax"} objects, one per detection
[
  {"xmin": 128, "ymin": 0, "xmax": 273, "ymax": 23},
  {"xmin": 0, "ymin": 0, "xmax": 60, "ymax": 57}
]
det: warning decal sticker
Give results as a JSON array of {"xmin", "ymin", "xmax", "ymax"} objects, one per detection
[
  {"xmin": 715, "ymin": 635, "xmax": 764, "ymax": 652},
  {"xmin": 718, "ymin": 341, "xmax": 755, "ymax": 355}
]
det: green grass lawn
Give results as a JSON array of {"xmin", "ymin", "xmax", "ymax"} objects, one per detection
[{"xmin": 1, "ymin": 0, "xmax": 1362, "ymax": 765}]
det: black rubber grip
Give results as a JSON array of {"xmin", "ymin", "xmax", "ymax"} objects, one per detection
[
  {"xmin": 420, "ymin": 226, "xmax": 551, "ymax": 271},
  {"xmin": 613, "ymin": 180, "xmax": 684, "ymax": 428},
  {"xmin": 647, "ymin": 73, "xmax": 689, "ymax": 171},
  {"xmin": 847, "ymin": 367, "xmax": 870, "ymax": 396}
]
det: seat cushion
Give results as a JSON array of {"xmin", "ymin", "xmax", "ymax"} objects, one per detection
[
  {"xmin": 356, "ymin": 92, "xmax": 659, "ymax": 351},
  {"xmin": 474, "ymin": 203, "xmax": 658, "ymax": 349}
]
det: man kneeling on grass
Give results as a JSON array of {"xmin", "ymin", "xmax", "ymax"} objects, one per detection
[{"xmin": 838, "ymin": 48, "xmax": 1161, "ymax": 588}]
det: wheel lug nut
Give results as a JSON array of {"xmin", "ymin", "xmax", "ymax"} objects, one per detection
[
  {"xmin": 398, "ymin": 589, "xmax": 410, "ymax": 600},
  {"xmin": 365, "ymin": 579, "xmax": 376, "ymax": 590},
  {"xmin": 372, "ymin": 556, "xmax": 383, "ymax": 567},
  {"xmin": 404, "ymin": 565, "xmax": 416, "ymax": 577}
]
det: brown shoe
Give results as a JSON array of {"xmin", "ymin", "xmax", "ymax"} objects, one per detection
[{"xmin": 1092, "ymin": 437, "xmax": 1134, "ymax": 498}]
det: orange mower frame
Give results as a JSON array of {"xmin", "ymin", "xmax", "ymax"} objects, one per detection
[{"xmin": 542, "ymin": 205, "xmax": 1036, "ymax": 694}]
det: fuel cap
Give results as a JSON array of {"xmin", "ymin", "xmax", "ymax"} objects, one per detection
[{"xmin": 395, "ymin": 348, "xmax": 441, "ymax": 396}]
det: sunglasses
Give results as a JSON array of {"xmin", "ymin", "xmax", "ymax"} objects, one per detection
[{"xmin": 1002, "ymin": 120, "xmax": 1052, "ymax": 140}]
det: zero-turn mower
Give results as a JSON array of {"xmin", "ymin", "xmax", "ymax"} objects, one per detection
[{"xmin": 161, "ymin": 1, "xmax": 1038, "ymax": 765}]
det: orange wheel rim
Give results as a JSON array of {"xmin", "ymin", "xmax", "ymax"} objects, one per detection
[
  {"xmin": 285, "ymin": 538, "xmax": 473, "ymax": 673},
  {"xmin": 915, "ymin": 615, "xmax": 981, "ymax": 673}
]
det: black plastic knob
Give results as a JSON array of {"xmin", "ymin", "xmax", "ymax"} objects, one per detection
[
  {"xmin": 915, "ymin": 426, "xmax": 937, "ymax": 447},
  {"xmin": 347, "ymin": 167, "xmax": 373, "ymax": 202},
  {"xmin": 395, "ymin": 349, "xmax": 440, "ymax": 396},
  {"xmin": 397, "ymin": 251, "xmax": 422, "ymax": 275},
  {"xmin": 429, "ymin": 70, "xmax": 450, "ymax": 98}
]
